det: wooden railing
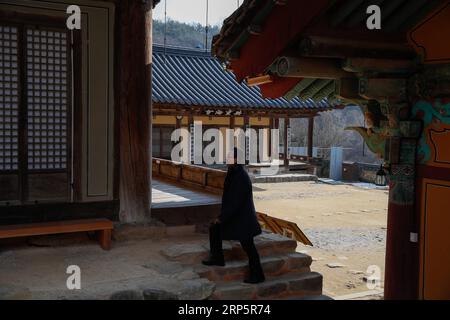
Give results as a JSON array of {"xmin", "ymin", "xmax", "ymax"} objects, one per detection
[
  {"xmin": 152, "ymin": 158, "xmax": 312, "ymax": 246},
  {"xmin": 152, "ymin": 158, "xmax": 226, "ymax": 194}
]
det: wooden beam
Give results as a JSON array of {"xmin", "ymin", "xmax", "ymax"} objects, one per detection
[
  {"xmin": 335, "ymin": 78, "xmax": 360, "ymax": 100},
  {"xmin": 230, "ymin": 115, "xmax": 235, "ymax": 129},
  {"xmin": 153, "ymin": 103, "xmax": 324, "ymax": 117},
  {"xmin": 152, "ymin": 105, "xmax": 323, "ymax": 122},
  {"xmin": 359, "ymin": 78, "xmax": 407, "ymax": 100},
  {"xmin": 298, "ymin": 36, "xmax": 417, "ymax": 59},
  {"xmin": 118, "ymin": 0, "xmax": 153, "ymax": 223},
  {"xmin": 247, "ymin": 24, "xmax": 263, "ymax": 36},
  {"xmin": 343, "ymin": 57, "xmax": 417, "ymax": 74},
  {"xmin": 246, "ymin": 75, "xmax": 273, "ymax": 87},
  {"xmin": 275, "ymin": 56, "xmax": 353, "ymax": 79}
]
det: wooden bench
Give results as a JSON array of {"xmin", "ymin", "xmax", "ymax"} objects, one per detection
[{"xmin": 0, "ymin": 218, "xmax": 113, "ymax": 250}]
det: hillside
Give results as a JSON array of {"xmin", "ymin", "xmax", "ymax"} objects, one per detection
[
  {"xmin": 290, "ymin": 106, "xmax": 380, "ymax": 164},
  {"xmin": 153, "ymin": 19, "xmax": 220, "ymax": 50}
]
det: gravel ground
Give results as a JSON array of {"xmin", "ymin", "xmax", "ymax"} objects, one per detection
[
  {"xmin": 252, "ymin": 181, "xmax": 388, "ymax": 298},
  {"xmin": 303, "ymin": 227, "xmax": 386, "ymax": 251}
]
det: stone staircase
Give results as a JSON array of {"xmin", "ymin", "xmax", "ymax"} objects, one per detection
[{"xmin": 161, "ymin": 232, "xmax": 323, "ymax": 300}]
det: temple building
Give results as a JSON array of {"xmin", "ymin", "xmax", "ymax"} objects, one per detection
[{"xmin": 151, "ymin": 45, "xmax": 334, "ymax": 163}]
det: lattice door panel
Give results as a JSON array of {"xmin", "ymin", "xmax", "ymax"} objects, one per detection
[
  {"xmin": 25, "ymin": 27, "xmax": 71, "ymax": 202},
  {"xmin": 0, "ymin": 24, "xmax": 72, "ymax": 204},
  {"xmin": 0, "ymin": 25, "xmax": 20, "ymax": 202},
  {"xmin": 0, "ymin": 25, "xmax": 19, "ymax": 172},
  {"xmin": 26, "ymin": 28, "xmax": 69, "ymax": 171}
]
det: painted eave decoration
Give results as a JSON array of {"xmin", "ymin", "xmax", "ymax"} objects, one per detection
[
  {"xmin": 212, "ymin": 0, "xmax": 448, "ymax": 104},
  {"xmin": 408, "ymin": 2, "xmax": 450, "ymax": 64},
  {"xmin": 413, "ymin": 99, "xmax": 450, "ymax": 167}
]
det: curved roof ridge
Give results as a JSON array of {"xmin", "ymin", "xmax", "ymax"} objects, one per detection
[
  {"xmin": 153, "ymin": 44, "xmax": 212, "ymax": 58},
  {"xmin": 152, "ymin": 45, "xmax": 332, "ymax": 111}
]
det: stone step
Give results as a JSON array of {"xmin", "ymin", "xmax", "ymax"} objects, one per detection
[
  {"xmin": 251, "ymin": 174, "xmax": 318, "ymax": 183},
  {"xmin": 195, "ymin": 252, "xmax": 312, "ymax": 282},
  {"xmin": 210, "ymin": 271, "xmax": 323, "ymax": 300},
  {"xmin": 278, "ymin": 294, "xmax": 333, "ymax": 300},
  {"xmin": 161, "ymin": 232, "xmax": 297, "ymax": 265}
]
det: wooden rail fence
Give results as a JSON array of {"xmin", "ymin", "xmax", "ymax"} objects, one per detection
[{"xmin": 152, "ymin": 158, "xmax": 226, "ymax": 194}]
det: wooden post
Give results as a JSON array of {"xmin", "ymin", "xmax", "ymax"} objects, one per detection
[
  {"xmin": 308, "ymin": 117, "xmax": 314, "ymax": 158},
  {"xmin": 284, "ymin": 117, "xmax": 290, "ymax": 168},
  {"xmin": 274, "ymin": 118, "xmax": 280, "ymax": 159},
  {"xmin": 188, "ymin": 113, "xmax": 194, "ymax": 164},
  {"xmin": 384, "ymin": 140, "xmax": 418, "ymax": 300},
  {"xmin": 269, "ymin": 117, "xmax": 274, "ymax": 158},
  {"xmin": 244, "ymin": 115, "xmax": 249, "ymax": 165},
  {"xmin": 117, "ymin": 0, "xmax": 154, "ymax": 223}
]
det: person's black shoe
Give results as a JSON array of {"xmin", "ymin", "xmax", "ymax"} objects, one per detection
[
  {"xmin": 202, "ymin": 257, "xmax": 225, "ymax": 266},
  {"xmin": 243, "ymin": 275, "xmax": 265, "ymax": 284}
]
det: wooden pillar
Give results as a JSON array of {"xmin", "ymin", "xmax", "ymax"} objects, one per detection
[
  {"xmin": 269, "ymin": 117, "xmax": 274, "ymax": 158},
  {"xmin": 284, "ymin": 117, "xmax": 290, "ymax": 168},
  {"xmin": 384, "ymin": 65, "xmax": 450, "ymax": 299},
  {"xmin": 244, "ymin": 115, "xmax": 249, "ymax": 164},
  {"xmin": 229, "ymin": 116, "xmax": 235, "ymax": 162},
  {"xmin": 274, "ymin": 117, "xmax": 280, "ymax": 160},
  {"xmin": 118, "ymin": 0, "xmax": 154, "ymax": 223},
  {"xmin": 308, "ymin": 117, "xmax": 314, "ymax": 158},
  {"xmin": 188, "ymin": 113, "xmax": 194, "ymax": 164},
  {"xmin": 384, "ymin": 139, "xmax": 418, "ymax": 300}
]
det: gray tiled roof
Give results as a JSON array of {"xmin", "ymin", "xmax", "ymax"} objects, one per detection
[{"xmin": 152, "ymin": 45, "xmax": 332, "ymax": 110}]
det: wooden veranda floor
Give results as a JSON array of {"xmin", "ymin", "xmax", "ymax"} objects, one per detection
[{"xmin": 151, "ymin": 178, "xmax": 221, "ymax": 209}]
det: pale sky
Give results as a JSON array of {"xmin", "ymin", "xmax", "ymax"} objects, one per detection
[{"xmin": 153, "ymin": 0, "xmax": 241, "ymax": 26}]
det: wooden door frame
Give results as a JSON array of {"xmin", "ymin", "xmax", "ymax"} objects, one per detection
[{"xmin": 0, "ymin": 12, "xmax": 81, "ymax": 204}]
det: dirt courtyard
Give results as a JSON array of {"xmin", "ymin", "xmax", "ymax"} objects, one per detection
[{"xmin": 253, "ymin": 181, "xmax": 388, "ymax": 299}]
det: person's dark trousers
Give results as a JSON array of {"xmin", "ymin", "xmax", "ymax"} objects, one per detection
[
  {"xmin": 207, "ymin": 223, "xmax": 265, "ymax": 281},
  {"xmin": 240, "ymin": 238, "xmax": 265, "ymax": 281},
  {"xmin": 208, "ymin": 222, "xmax": 224, "ymax": 263}
]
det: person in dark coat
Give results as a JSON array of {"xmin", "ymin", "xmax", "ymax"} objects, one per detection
[{"xmin": 202, "ymin": 148, "xmax": 265, "ymax": 284}]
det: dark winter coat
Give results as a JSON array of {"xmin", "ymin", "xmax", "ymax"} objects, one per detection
[{"xmin": 218, "ymin": 165, "xmax": 262, "ymax": 240}]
